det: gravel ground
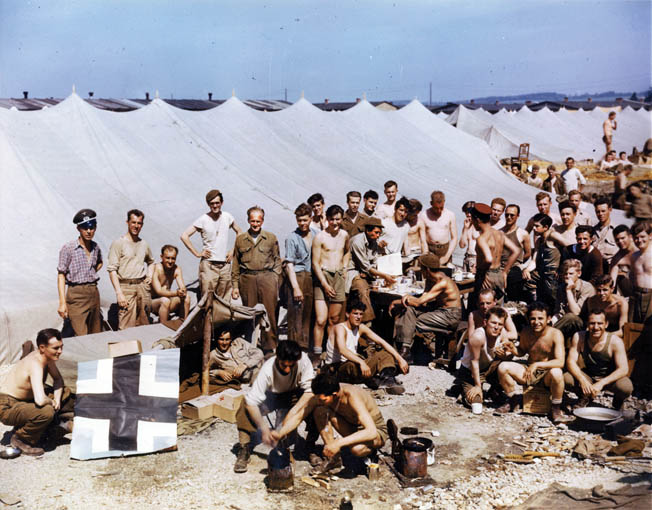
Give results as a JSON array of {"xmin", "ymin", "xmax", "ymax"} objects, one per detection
[{"xmin": 1, "ymin": 365, "xmax": 650, "ymax": 510}]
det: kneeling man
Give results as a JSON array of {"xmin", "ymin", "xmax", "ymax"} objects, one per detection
[
  {"xmin": 273, "ymin": 373, "xmax": 387, "ymax": 467},
  {"xmin": 0, "ymin": 329, "xmax": 74, "ymax": 456},
  {"xmin": 497, "ymin": 302, "xmax": 567, "ymax": 423},
  {"xmin": 565, "ymin": 309, "xmax": 632, "ymax": 410}
]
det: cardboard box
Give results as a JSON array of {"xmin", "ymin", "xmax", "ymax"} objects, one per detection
[
  {"xmin": 522, "ymin": 386, "xmax": 551, "ymax": 415},
  {"xmin": 108, "ymin": 340, "xmax": 142, "ymax": 358},
  {"xmin": 181, "ymin": 395, "xmax": 219, "ymax": 421},
  {"xmin": 212, "ymin": 389, "xmax": 245, "ymax": 423}
]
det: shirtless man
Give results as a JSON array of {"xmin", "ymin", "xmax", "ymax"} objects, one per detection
[
  {"xmin": 568, "ymin": 190, "xmax": 592, "ymax": 226},
  {"xmin": 376, "ymin": 180, "xmax": 398, "ymax": 220},
  {"xmin": 313, "ymin": 205, "xmax": 350, "ymax": 355},
  {"xmin": 0, "ymin": 329, "xmax": 73, "ymax": 456},
  {"xmin": 497, "ymin": 303, "xmax": 567, "ymax": 423},
  {"xmin": 361, "ymin": 190, "xmax": 379, "ymax": 217},
  {"xmin": 501, "ymin": 204, "xmax": 532, "ymax": 302},
  {"xmin": 526, "ymin": 192, "xmax": 561, "ymax": 233},
  {"xmin": 581, "ymin": 275, "xmax": 628, "ymax": 338},
  {"xmin": 419, "ymin": 190, "xmax": 457, "ymax": 265},
  {"xmin": 549, "ymin": 200, "xmax": 578, "ymax": 249},
  {"xmin": 308, "ymin": 193, "xmax": 328, "ymax": 233},
  {"xmin": 609, "ymin": 225, "xmax": 636, "ymax": 294},
  {"xmin": 459, "ymin": 201, "xmax": 480, "ymax": 273},
  {"xmin": 565, "ymin": 309, "xmax": 632, "ymax": 410},
  {"xmin": 471, "ymin": 203, "xmax": 520, "ymax": 304},
  {"xmin": 272, "ymin": 373, "xmax": 388, "ymax": 467},
  {"xmin": 612, "ymin": 165, "xmax": 632, "ymax": 210},
  {"xmin": 622, "ymin": 221, "xmax": 652, "ymax": 325},
  {"xmin": 324, "ymin": 297, "xmax": 409, "ymax": 389},
  {"xmin": 406, "ymin": 199, "xmax": 426, "ymax": 255},
  {"xmin": 391, "ymin": 254, "xmax": 462, "ymax": 362},
  {"xmin": 341, "ymin": 191, "xmax": 366, "ymax": 237},
  {"xmin": 490, "ymin": 197, "xmax": 506, "ymax": 230},
  {"xmin": 467, "ymin": 289, "xmax": 518, "ymax": 342},
  {"xmin": 151, "ymin": 245, "xmax": 191, "ymax": 328},
  {"xmin": 458, "ymin": 307, "xmax": 514, "ymax": 406},
  {"xmin": 602, "ymin": 111, "xmax": 617, "ymax": 153}
]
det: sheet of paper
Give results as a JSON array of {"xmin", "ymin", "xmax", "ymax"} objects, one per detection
[{"xmin": 376, "ymin": 253, "xmax": 402, "ymax": 276}]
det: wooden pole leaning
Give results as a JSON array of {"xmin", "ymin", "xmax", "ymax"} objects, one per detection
[{"xmin": 201, "ymin": 291, "xmax": 214, "ymax": 395}]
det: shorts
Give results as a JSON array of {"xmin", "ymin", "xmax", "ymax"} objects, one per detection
[{"xmin": 314, "ymin": 268, "xmax": 346, "ymax": 303}]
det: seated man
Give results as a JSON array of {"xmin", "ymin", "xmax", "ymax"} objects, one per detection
[
  {"xmin": 0, "ymin": 329, "xmax": 74, "ymax": 456},
  {"xmin": 324, "ymin": 296, "xmax": 408, "ymax": 390},
  {"xmin": 468, "ymin": 289, "xmax": 518, "ymax": 341},
  {"xmin": 233, "ymin": 340, "xmax": 314, "ymax": 473},
  {"xmin": 209, "ymin": 326, "xmax": 264, "ymax": 384},
  {"xmin": 457, "ymin": 307, "xmax": 515, "ymax": 406},
  {"xmin": 552, "ymin": 259, "xmax": 595, "ymax": 344},
  {"xmin": 272, "ymin": 373, "xmax": 387, "ymax": 470},
  {"xmin": 150, "ymin": 245, "xmax": 191, "ymax": 328},
  {"xmin": 565, "ymin": 309, "xmax": 632, "ymax": 410},
  {"xmin": 497, "ymin": 302, "xmax": 567, "ymax": 423},
  {"xmin": 581, "ymin": 275, "xmax": 628, "ymax": 338},
  {"xmin": 391, "ymin": 254, "xmax": 462, "ymax": 362}
]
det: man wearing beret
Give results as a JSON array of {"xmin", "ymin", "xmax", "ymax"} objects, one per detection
[
  {"xmin": 181, "ymin": 189, "xmax": 242, "ymax": 299},
  {"xmin": 390, "ymin": 254, "xmax": 462, "ymax": 362},
  {"xmin": 56, "ymin": 209, "xmax": 103, "ymax": 336}
]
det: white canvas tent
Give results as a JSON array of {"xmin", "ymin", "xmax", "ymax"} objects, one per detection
[{"xmin": 0, "ymin": 94, "xmax": 604, "ymax": 364}]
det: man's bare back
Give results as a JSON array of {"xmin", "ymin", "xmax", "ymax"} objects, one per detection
[
  {"xmin": 424, "ymin": 273, "xmax": 462, "ymax": 309},
  {"xmin": 476, "ymin": 228, "xmax": 505, "ymax": 271},
  {"xmin": 314, "ymin": 230, "xmax": 348, "ymax": 271}
]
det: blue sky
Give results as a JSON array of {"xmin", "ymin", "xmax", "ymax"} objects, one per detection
[{"xmin": 0, "ymin": 0, "xmax": 649, "ymax": 102}]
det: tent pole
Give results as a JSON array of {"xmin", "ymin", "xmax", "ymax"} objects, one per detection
[{"xmin": 201, "ymin": 292, "xmax": 213, "ymax": 395}]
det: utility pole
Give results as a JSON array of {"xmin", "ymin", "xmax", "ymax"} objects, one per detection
[{"xmin": 429, "ymin": 82, "xmax": 432, "ymax": 106}]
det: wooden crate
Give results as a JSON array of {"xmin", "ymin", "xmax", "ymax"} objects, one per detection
[{"xmin": 522, "ymin": 386, "xmax": 551, "ymax": 415}]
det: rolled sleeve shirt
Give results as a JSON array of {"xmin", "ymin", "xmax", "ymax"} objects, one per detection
[
  {"xmin": 231, "ymin": 230, "xmax": 282, "ymax": 291},
  {"xmin": 244, "ymin": 353, "xmax": 314, "ymax": 407},
  {"xmin": 284, "ymin": 229, "xmax": 311, "ymax": 273},
  {"xmin": 348, "ymin": 232, "xmax": 383, "ymax": 279},
  {"xmin": 106, "ymin": 236, "xmax": 153, "ymax": 280},
  {"xmin": 57, "ymin": 239, "xmax": 102, "ymax": 284},
  {"xmin": 592, "ymin": 223, "xmax": 618, "ymax": 263}
]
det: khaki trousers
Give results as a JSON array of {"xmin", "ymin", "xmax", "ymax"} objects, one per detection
[
  {"xmin": 240, "ymin": 272, "xmax": 279, "ymax": 351},
  {"xmin": 66, "ymin": 284, "xmax": 102, "ymax": 336},
  {"xmin": 324, "ymin": 346, "xmax": 396, "ymax": 384},
  {"xmin": 0, "ymin": 387, "xmax": 74, "ymax": 445},
  {"xmin": 118, "ymin": 281, "xmax": 151, "ymax": 330},
  {"xmin": 350, "ymin": 275, "xmax": 375, "ymax": 322},
  {"xmin": 287, "ymin": 271, "xmax": 313, "ymax": 350},
  {"xmin": 199, "ymin": 259, "xmax": 232, "ymax": 299}
]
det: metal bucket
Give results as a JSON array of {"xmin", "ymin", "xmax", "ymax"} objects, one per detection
[
  {"xmin": 267, "ymin": 447, "xmax": 293, "ymax": 491},
  {"xmin": 401, "ymin": 437, "xmax": 432, "ymax": 478}
]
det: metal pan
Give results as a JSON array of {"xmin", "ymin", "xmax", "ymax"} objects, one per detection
[{"xmin": 573, "ymin": 407, "xmax": 622, "ymax": 433}]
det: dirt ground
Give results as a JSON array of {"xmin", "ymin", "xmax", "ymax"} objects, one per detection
[{"xmin": 1, "ymin": 366, "xmax": 645, "ymax": 510}]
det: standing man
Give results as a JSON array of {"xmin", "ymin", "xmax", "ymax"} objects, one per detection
[
  {"xmin": 522, "ymin": 214, "xmax": 561, "ymax": 309},
  {"xmin": 150, "ymin": 245, "xmax": 191, "ymax": 328},
  {"xmin": 626, "ymin": 221, "xmax": 652, "ymax": 326},
  {"xmin": 0, "ymin": 329, "xmax": 74, "ymax": 456},
  {"xmin": 312, "ymin": 205, "xmax": 349, "ymax": 356},
  {"xmin": 497, "ymin": 303, "xmax": 567, "ymax": 423},
  {"xmin": 568, "ymin": 190, "xmax": 592, "ymax": 226},
  {"xmin": 526, "ymin": 165, "xmax": 543, "ymax": 189},
  {"xmin": 342, "ymin": 191, "xmax": 367, "ymax": 237},
  {"xmin": 180, "ymin": 189, "xmax": 242, "ymax": 299},
  {"xmin": 420, "ymin": 190, "xmax": 457, "ymax": 266},
  {"xmin": 57, "ymin": 209, "xmax": 103, "ymax": 336},
  {"xmin": 564, "ymin": 225, "xmax": 604, "ymax": 282},
  {"xmin": 285, "ymin": 203, "xmax": 314, "ymax": 351},
  {"xmin": 348, "ymin": 218, "xmax": 396, "ymax": 324},
  {"xmin": 108, "ymin": 209, "xmax": 154, "ymax": 330},
  {"xmin": 609, "ymin": 225, "xmax": 636, "ymax": 293},
  {"xmin": 549, "ymin": 200, "xmax": 578, "ymax": 249},
  {"xmin": 543, "ymin": 165, "xmax": 565, "ymax": 195},
  {"xmin": 613, "ymin": 165, "xmax": 632, "ymax": 210},
  {"xmin": 460, "ymin": 201, "xmax": 480, "ymax": 273},
  {"xmin": 308, "ymin": 193, "xmax": 328, "ymax": 233},
  {"xmin": 490, "ymin": 197, "xmax": 506, "ymax": 230},
  {"xmin": 380, "ymin": 197, "xmax": 410, "ymax": 255},
  {"xmin": 406, "ymin": 199, "xmax": 427, "ymax": 255},
  {"xmin": 526, "ymin": 192, "xmax": 561, "ymax": 233},
  {"xmin": 500, "ymin": 204, "xmax": 531, "ymax": 302},
  {"xmin": 391, "ymin": 254, "xmax": 462, "ymax": 362},
  {"xmin": 560, "ymin": 157, "xmax": 586, "ymax": 194},
  {"xmin": 361, "ymin": 190, "xmax": 379, "ymax": 217},
  {"xmin": 375, "ymin": 180, "xmax": 398, "ymax": 220},
  {"xmin": 231, "ymin": 206, "xmax": 283, "ymax": 354},
  {"xmin": 593, "ymin": 197, "xmax": 619, "ymax": 269},
  {"xmin": 602, "ymin": 111, "xmax": 617, "ymax": 154}
]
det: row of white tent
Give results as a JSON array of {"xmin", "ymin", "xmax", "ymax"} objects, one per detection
[
  {"xmin": 446, "ymin": 105, "xmax": 651, "ymax": 162},
  {"xmin": 0, "ymin": 93, "xmax": 630, "ymax": 364}
]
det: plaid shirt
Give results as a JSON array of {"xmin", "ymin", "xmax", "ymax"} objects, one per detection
[{"xmin": 57, "ymin": 239, "xmax": 102, "ymax": 284}]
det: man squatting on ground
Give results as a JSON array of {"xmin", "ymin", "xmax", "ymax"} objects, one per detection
[
  {"xmin": 150, "ymin": 244, "xmax": 191, "ymax": 328},
  {"xmin": 233, "ymin": 340, "xmax": 314, "ymax": 473},
  {"xmin": 231, "ymin": 206, "xmax": 283, "ymax": 354},
  {"xmin": 180, "ymin": 189, "xmax": 242, "ymax": 299},
  {"xmin": 497, "ymin": 303, "xmax": 567, "ymax": 423},
  {"xmin": 391, "ymin": 254, "xmax": 462, "ymax": 363},
  {"xmin": 581, "ymin": 275, "xmax": 628, "ymax": 338},
  {"xmin": 107, "ymin": 209, "xmax": 154, "ymax": 330},
  {"xmin": 323, "ymin": 296, "xmax": 408, "ymax": 390},
  {"xmin": 284, "ymin": 203, "xmax": 314, "ymax": 351},
  {"xmin": 272, "ymin": 373, "xmax": 388, "ymax": 468},
  {"xmin": 0, "ymin": 329, "xmax": 74, "ymax": 456},
  {"xmin": 312, "ymin": 205, "xmax": 349, "ymax": 356},
  {"xmin": 57, "ymin": 208, "xmax": 103, "ymax": 336},
  {"xmin": 565, "ymin": 309, "xmax": 632, "ymax": 410}
]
